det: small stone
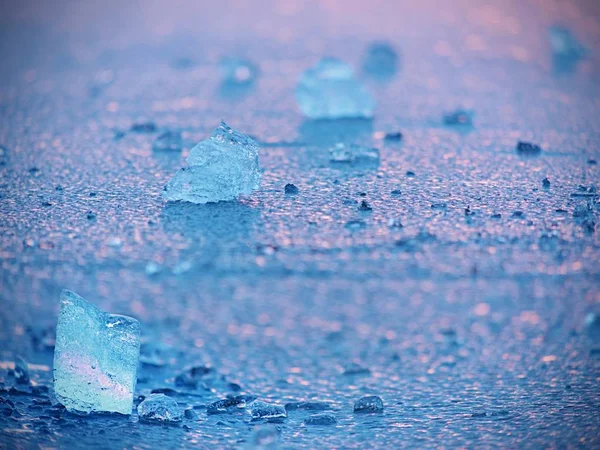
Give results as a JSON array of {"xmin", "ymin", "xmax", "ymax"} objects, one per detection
[
  {"xmin": 512, "ymin": 211, "xmax": 524, "ymax": 218},
  {"xmin": 137, "ymin": 394, "xmax": 182, "ymax": 423},
  {"xmin": 305, "ymin": 413, "xmax": 338, "ymax": 426},
  {"xmin": 130, "ymin": 122, "xmax": 157, "ymax": 133},
  {"xmin": 284, "ymin": 183, "xmax": 299, "ymax": 195},
  {"xmin": 406, "ymin": 171, "xmax": 415, "ymax": 177},
  {"xmin": 588, "ymin": 159, "xmax": 597, "ymax": 165},
  {"xmin": 516, "ymin": 141, "xmax": 542, "ymax": 156},
  {"xmin": 219, "ymin": 57, "xmax": 257, "ymax": 85},
  {"xmin": 343, "ymin": 362, "xmax": 371, "ymax": 376},
  {"xmin": 391, "ymin": 189, "xmax": 402, "ymax": 196},
  {"xmin": 41, "ymin": 201, "xmax": 53, "ymax": 207},
  {"xmin": 296, "ymin": 57, "xmax": 375, "ymax": 119},
  {"xmin": 362, "ymin": 42, "xmax": 399, "ymax": 79},
  {"xmin": 353, "ymin": 395, "xmax": 384, "ymax": 413},
  {"xmin": 358, "ymin": 200, "xmax": 372, "ymax": 212},
  {"xmin": 384, "ymin": 132, "xmax": 403, "ymax": 142},
  {"xmin": 465, "ymin": 206, "xmax": 475, "ymax": 216},
  {"xmin": 153, "ymin": 131, "xmax": 183, "ymax": 152},
  {"xmin": 542, "ymin": 177, "xmax": 551, "ymax": 188},
  {"xmin": 491, "ymin": 213, "xmax": 502, "ymax": 219},
  {"xmin": 248, "ymin": 401, "xmax": 287, "ymax": 421},
  {"xmin": 14, "ymin": 356, "xmax": 30, "ymax": 385},
  {"xmin": 86, "ymin": 211, "xmax": 96, "ymax": 221}
]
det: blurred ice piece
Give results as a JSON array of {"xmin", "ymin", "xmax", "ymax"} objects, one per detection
[
  {"xmin": 549, "ymin": 25, "xmax": 588, "ymax": 73},
  {"xmin": 14, "ymin": 356, "xmax": 30, "ymax": 384},
  {"xmin": 296, "ymin": 57, "xmax": 375, "ymax": 119},
  {"xmin": 162, "ymin": 121, "xmax": 261, "ymax": 204},
  {"xmin": 329, "ymin": 143, "xmax": 380, "ymax": 166},
  {"xmin": 220, "ymin": 57, "xmax": 258, "ymax": 85},
  {"xmin": 153, "ymin": 130, "xmax": 183, "ymax": 152},
  {"xmin": 516, "ymin": 141, "xmax": 542, "ymax": 157},
  {"xmin": 353, "ymin": 395, "xmax": 384, "ymax": 413},
  {"xmin": 362, "ymin": 41, "xmax": 399, "ymax": 79},
  {"xmin": 137, "ymin": 394, "xmax": 182, "ymax": 423},
  {"xmin": 53, "ymin": 289, "xmax": 141, "ymax": 414},
  {"xmin": 248, "ymin": 400, "xmax": 287, "ymax": 421},
  {"xmin": 248, "ymin": 425, "xmax": 280, "ymax": 449},
  {"xmin": 443, "ymin": 109, "xmax": 474, "ymax": 127}
]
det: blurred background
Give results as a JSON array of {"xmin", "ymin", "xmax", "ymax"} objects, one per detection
[{"xmin": 0, "ymin": 0, "xmax": 599, "ymax": 448}]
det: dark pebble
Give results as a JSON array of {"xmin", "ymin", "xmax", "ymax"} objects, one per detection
[
  {"xmin": 516, "ymin": 141, "xmax": 542, "ymax": 156},
  {"xmin": 284, "ymin": 183, "xmax": 299, "ymax": 195}
]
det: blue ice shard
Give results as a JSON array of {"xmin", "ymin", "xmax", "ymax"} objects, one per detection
[
  {"xmin": 295, "ymin": 58, "xmax": 375, "ymax": 119},
  {"xmin": 362, "ymin": 42, "xmax": 399, "ymax": 79},
  {"xmin": 53, "ymin": 289, "xmax": 141, "ymax": 415},
  {"xmin": 248, "ymin": 400, "xmax": 287, "ymax": 421},
  {"xmin": 137, "ymin": 394, "xmax": 182, "ymax": 423},
  {"xmin": 162, "ymin": 121, "xmax": 261, "ymax": 204}
]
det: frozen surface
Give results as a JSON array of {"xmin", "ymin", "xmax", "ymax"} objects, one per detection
[
  {"xmin": 0, "ymin": 0, "xmax": 600, "ymax": 448},
  {"xmin": 163, "ymin": 122, "xmax": 261, "ymax": 204},
  {"xmin": 53, "ymin": 290, "xmax": 141, "ymax": 414},
  {"xmin": 296, "ymin": 58, "xmax": 375, "ymax": 119}
]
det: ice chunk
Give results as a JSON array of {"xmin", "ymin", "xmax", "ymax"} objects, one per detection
[
  {"xmin": 305, "ymin": 413, "xmax": 337, "ymax": 425},
  {"xmin": 443, "ymin": 109, "xmax": 473, "ymax": 127},
  {"xmin": 296, "ymin": 58, "xmax": 375, "ymax": 119},
  {"xmin": 53, "ymin": 289, "xmax": 141, "ymax": 415},
  {"xmin": 284, "ymin": 183, "xmax": 299, "ymax": 195},
  {"xmin": 207, "ymin": 395, "xmax": 257, "ymax": 414},
  {"xmin": 329, "ymin": 143, "xmax": 380, "ymax": 166},
  {"xmin": 14, "ymin": 356, "xmax": 30, "ymax": 384},
  {"xmin": 362, "ymin": 42, "xmax": 399, "ymax": 79},
  {"xmin": 163, "ymin": 121, "xmax": 261, "ymax": 204},
  {"xmin": 220, "ymin": 57, "xmax": 257, "ymax": 85},
  {"xmin": 153, "ymin": 130, "xmax": 183, "ymax": 152},
  {"xmin": 549, "ymin": 26, "xmax": 587, "ymax": 60},
  {"xmin": 248, "ymin": 400, "xmax": 287, "ymax": 421},
  {"xmin": 353, "ymin": 395, "xmax": 384, "ymax": 413},
  {"xmin": 137, "ymin": 394, "xmax": 182, "ymax": 423}
]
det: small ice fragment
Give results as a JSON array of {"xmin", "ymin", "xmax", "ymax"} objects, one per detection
[
  {"xmin": 163, "ymin": 122, "xmax": 261, "ymax": 204},
  {"xmin": 284, "ymin": 183, "xmax": 299, "ymax": 195},
  {"xmin": 106, "ymin": 237, "xmax": 122, "ymax": 247},
  {"xmin": 207, "ymin": 395, "xmax": 257, "ymax": 414},
  {"xmin": 353, "ymin": 395, "xmax": 384, "ymax": 413},
  {"xmin": 145, "ymin": 262, "xmax": 162, "ymax": 276},
  {"xmin": 172, "ymin": 260, "xmax": 193, "ymax": 275},
  {"xmin": 362, "ymin": 42, "xmax": 399, "ymax": 79},
  {"xmin": 184, "ymin": 408, "xmax": 198, "ymax": 420},
  {"xmin": 329, "ymin": 143, "xmax": 379, "ymax": 165},
  {"xmin": 549, "ymin": 26, "xmax": 587, "ymax": 60},
  {"xmin": 153, "ymin": 131, "xmax": 183, "ymax": 152},
  {"xmin": 343, "ymin": 362, "xmax": 371, "ymax": 376},
  {"xmin": 220, "ymin": 57, "xmax": 257, "ymax": 85},
  {"xmin": 443, "ymin": 109, "xmax": 473, "ymax": 127},
  {"xmin": 14, "ymin": 356, "xmax": 30, "ymax": 385},
  {"xmin": 388, "ymin": 218, "xmax": 403, "ymax": 228},
  {"xmin": 53, "ymin": 290, "xmax": 141, "ymax": 414},
  {"xmin": 175, "ymin": 365, "xmax": 214, "ymax": 388},
  {"xmin": 516, "ymin": 141, "xmax": 542, "ymax": 157},
  {"xmin": 137, "ymin": 394, "xmax": 182, "ymax": 423},
  {"xmin": 296, "ymin": 57, "xmax": 375, "ymax": 119},
  {"xmin": 305, "ymin": 413, "xmax": 337, "ymax": 426},
  {"xmin": 248, "ymin": 400, "xmax": 287, "ymax": 421},
  {"xmin": 130, "ymin": 122, "xmax": 157, "ymax": 133},
  {"xmin": 284, "ymin": 401, "xmax": 331, "ymax": 411}
]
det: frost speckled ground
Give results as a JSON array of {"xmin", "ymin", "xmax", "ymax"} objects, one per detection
[{"xmin": 0, "ymin": 0, "xmax": 599, "ymax": 448}]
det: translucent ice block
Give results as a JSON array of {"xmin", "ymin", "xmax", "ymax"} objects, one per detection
[
  {"xmin": 162, "ymin": 121, "xmax": 261, "ymax": 204},
  {"xmin": 53, "ymin": 289, "xmax": 141, "ymax": 414},
  {"xmin": 295, "ymin": 58, "xmax": 375, "ymax": 119}
]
